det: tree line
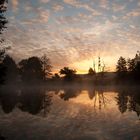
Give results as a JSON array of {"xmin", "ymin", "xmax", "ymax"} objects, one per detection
[
  {"xmin": 0, "ymin": 50, "xmax": 82, "ymax": 84},
  {"xmin": 0, "ymin": 50, "xmax": 140, "ymax": 85},
  {"xmin": 116, "ymin": 51, "xmax": 140, "ymax": 82},
  {"xmin": 0, "ymin": 52, "xmax": 52, "ymax": 84}
]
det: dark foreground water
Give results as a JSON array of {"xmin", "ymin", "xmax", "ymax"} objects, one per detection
[{"xmin": 0, "ymin": 86, "xmax": 140, "ymax": 140}]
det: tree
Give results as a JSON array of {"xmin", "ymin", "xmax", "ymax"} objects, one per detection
[
  {"xmin": 127, "ymin": 58, "xmax": 135, "ymax": 72},
  {"xmin": 0, "ymin": 0, "xmax": 8, "ymax": 84},
  {"xmin": 88, "ymin": 67, "xmax": 96, "ymax": 75},
  {"xmin": 116, "ymin": 56, "xmax": 127, "ymax": 78},
  {"xmin": 2, "ymin": 55, "xmax": 18, "ymax": 83},
  {"xmin": 0, "ymin": 0, "xmax": 8, "ymax": 42},
  {"xmin": 41, "ymin": 54, "xmax": 52, "ymax": 80},
  {"xmin": 19, "ymin": 56, "xmax": 43, "ymax": 83},
  {"xmin": 133, "ymin": 51, "xmax": 140, "ymax": 80},
  {"xmin": 52, "ymin": 73, "xmax": 60, "ymax": 81},
  {"xmin": 60, "ymin": 67, "xmax": 76, "ymax": 81},
  {"xmin": 126, "ymin": 52, "xmax": 140, "ymax": 81},
  {"xmin": 0, "ymin": 49, "xmax": 6, "ymax": 84}
]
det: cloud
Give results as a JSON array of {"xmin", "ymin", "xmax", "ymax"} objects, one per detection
[
  {"xmin": 63, "ymin": 0, "xmax": 101, "ymax": 16},
  {"xmin": 5, "ymin": 0, "xmax": 140, "ymax": 73},
  {"xmin": 11, "ymin": 0, "xmax": 19, "ymax": 11},
  {"xmin": 99, "ymin": 0, "xmax": 109, "ymax": 10},
  {"xmin": 126, "ymin": 9, "xmax": 140, "ymax": 17},
  {"xmin": 40, "ymin": 0, "xmax": 50, "ymax": 4},
  {"xmin": 39, "ymin": 8, "xmax": 50, "ymax": 22},
  {"xmin": 112, "ymin": 3, "xmax": 126, "ymax": 12},
  {"xmin": 52, "ymin": 4, "xmax": 64, "ymax": 12}
]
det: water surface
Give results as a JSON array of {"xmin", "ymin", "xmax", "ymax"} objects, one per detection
[{"xmin": 0, "ymin": 86, "xmax": 140, "ymax": 140}]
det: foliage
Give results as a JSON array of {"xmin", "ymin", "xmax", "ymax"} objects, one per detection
[
  {"xmin": 116, "ymin": 56, "xmax": 127, "ymax": 78},
  {"xmin": 127, "ymin": 58, "xmax": 135, "ymax": 72},
  {"xmin": 0, "ymin": 0, "xmax": 8, "ymax": 84},
  {"xmin": 19, "ymin": 56, "xmax": 43, "ymax": 82},
  {"xmin": 0, "ymin": 49, "xmax": 6, "ymax": 84},
  {"xmin": 116, "ymin": 51, "xmax": 140, "ymax": 82},
  {"xmin": 0, "ymin": 0, "xmax": 8, "ymax": 40},
  {"xmin": 116, "ymin": 57, "xmax": 127, "ymax": 72},
  {"xmin": 52, "ymin": 73, "xmax": 60, "ymax": 80},
  {"xmin": 2, "ymin": 55, "xmax": 18, "ymax": 83},
  {"xmin": 41, "ymin": 54, "xmax": 52, "ymax": 80},
  {"xmin": 60, "ymin": 67, "xmax": 76, "ymax": 81},
  {"xmin": 88, "ymin": 67, "xmax": 96, "ymax": 75},
  {"xmin": 19, "ymin": 56, "xmax": 52, "ymax": 83}
]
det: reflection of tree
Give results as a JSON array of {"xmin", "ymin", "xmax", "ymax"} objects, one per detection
[
  {"xmin": 59, "ymin": 89, "xmax": 80, "ymax": 101},
  {"xmin": 87, "ymin": 88, "xmax": 96, "ymax": 100},
  {"xmin": 116, "ymin": 91, "xmax": 128, "ymax": 113},
  {"xmin": 116, "ymin": 89, "xmax": 140, "ymax": 118},
  {"xmin": 19, "ymin": 87, "xmax": 52, "ymax": 115},
  {"xmin": 0, "ymin": 87, "xmax": 53, "ymax": 116},
  {"xmin": 91, "ymin": 90, "xmax": 107, "ymax": 110},
  {"xmin": 42, "ymin": 91, "xmax": 52, "ymax": 117},
  {"xmin": 0, "ymin": 87, "xmax": 18, "ymax": 113},
  {"xmin": 128, "ymin": 92, "xmax": 140, "ymax": 117}
]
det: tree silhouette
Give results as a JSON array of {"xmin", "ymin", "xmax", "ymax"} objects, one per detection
[
  {"xmin": 41, "ymin": 54, "xmax": 52, "ymax": 80},
  {"xmin": 0, "ymin": 0, "xmax": 8, "ymax": 37},
  {"xmin": 126, "ymin": 52, "xmax": 140, "ymax": 81},
  {"xmin": 127, "ymin": 58, "xmax": 135, "ymax": 72},
  {"xmin": 133, "ymin": 52, "xmax": 140, "ymax": 81},
  {"xmin": 0, "ymin": 49, "xmax": 6, "ymax": 84},
  {"xmin": 52, "ymin": 73, "xmax": 60, "ymax": 81},
  {"xmin": 88, "ymin": 67, "xmax": 96, "ymax": 76},
  {"xmin": 116, "ymin": 56, "xmax": 127, "ymax": 78},
  {"xmin": 0, "ymin": 0, "xmax": 8, "ymax": 84},
  {"xmin": 2, "ymin": 55, "xmax": 18, "ymax": 84},
  {"xmin": 60, "ymin": 67, "xmax": 76, "ymax": 81},
  {"xmin": 19, "ymin": 56, "xmax": 43, "ymax": 83}
]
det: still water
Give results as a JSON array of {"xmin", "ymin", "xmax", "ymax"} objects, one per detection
[{"xmin": 0, "ymin": 86, "xmax": 140, "ymax": 140}]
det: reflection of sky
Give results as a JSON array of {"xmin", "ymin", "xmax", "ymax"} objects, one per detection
[
  {"xmin": 4, "ymin": 0, "xmax": 140, "ymax": 73},
  {"xmin": 0, "ymin": 91, "xmax": 139, "ymax": 140}
]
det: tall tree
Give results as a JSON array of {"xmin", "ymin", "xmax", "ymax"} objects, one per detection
[
  {"xmin": 116, "ymin": 56, "xmax": 127, "ymax": 78},
  {"xmin": 0, "ymin": 0, "xmax": 8, "ymax": 84},
  {"xmin": 127, "ymin": 58, "xmax": 135, "ymax": 72},
  {"xmin": 0, "ymin": 0, "xmax": 8, "ymax": 42},
  {"xmin": 133, "ymin": 51, "xmax": 140, "ymax": 80},
  {"xmin": 2, "ymin": 55, "xmax": 18, "ymax": 84},
  {"xmin": 127, "ymin": 52, "xmax": 140, "ymax": 81},
  {"xmin": 0, "ymin": 49, "xmax": 6, "ymax": 84},
  {"xmin": 41, "ymin": 54, "xmax": 52, "ymax": 80}
]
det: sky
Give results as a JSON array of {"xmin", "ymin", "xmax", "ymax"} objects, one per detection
[{"xmin": 3, "ymin": 0, "xmax": 140, "ymax": 73}]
